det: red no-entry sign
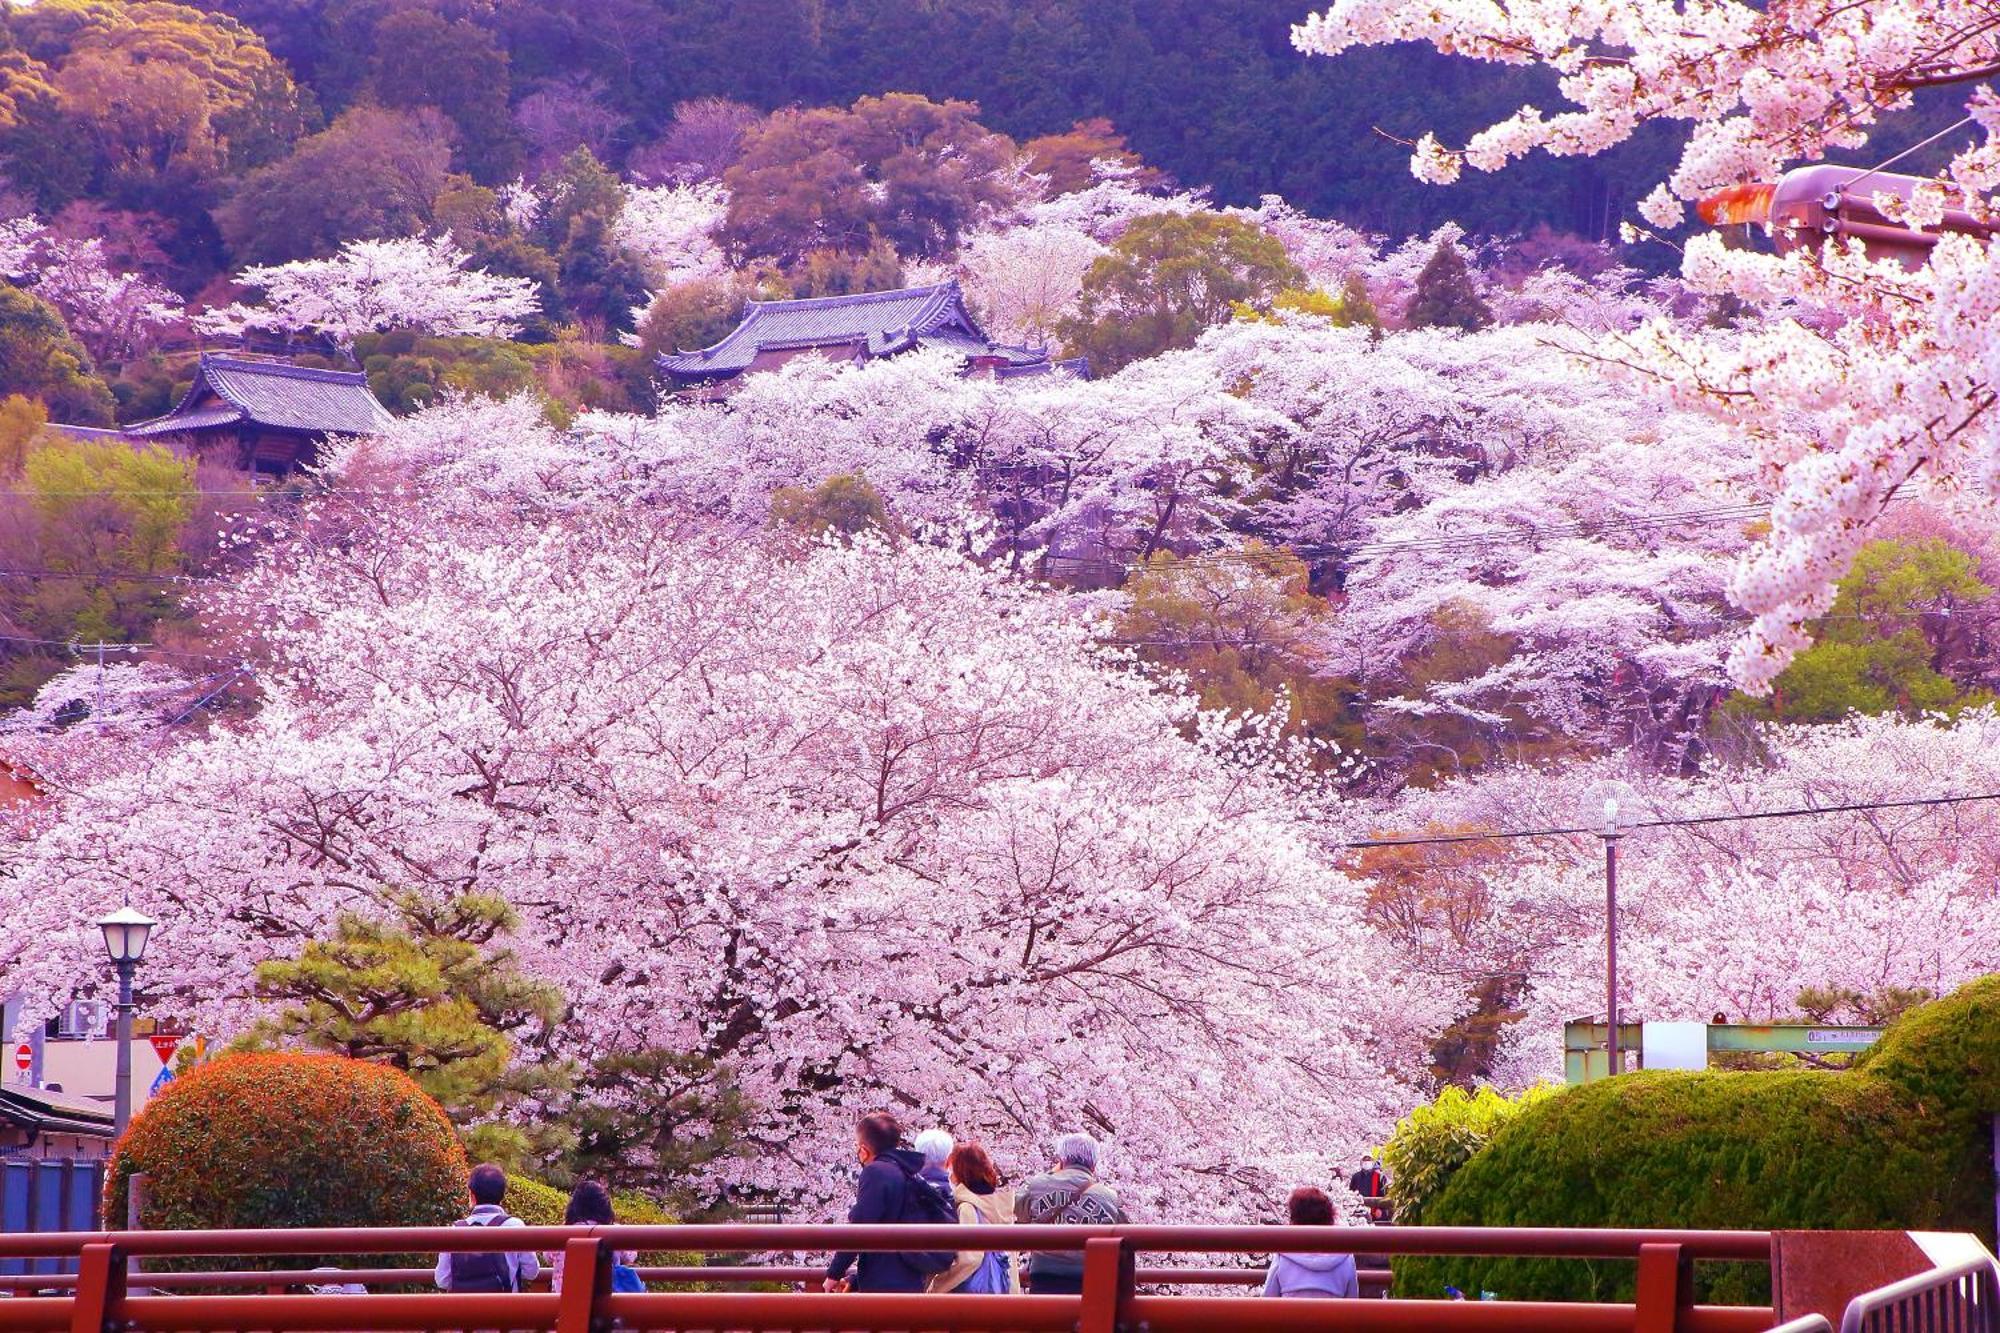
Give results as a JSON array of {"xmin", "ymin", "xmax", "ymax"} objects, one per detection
[{"xmin": 12, "ymin": 1043, "xmax": 29, "ymax": 1073}]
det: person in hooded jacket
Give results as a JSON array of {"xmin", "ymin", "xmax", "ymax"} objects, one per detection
[
  {"xmin": 824, "ymin": 1111, "xmax": 942, "ymax": 1293},
  {"xmin": 1261, "ymin": 1187, "xmax": 1359, "ymax": 1298},
  {"xmin": 926, "ymin": 1142, "xmax": 1021, "ymax": 1293},
  {"xmin": 914, "ymin": 1128, "xmax": 957, "ymax": 1206}
]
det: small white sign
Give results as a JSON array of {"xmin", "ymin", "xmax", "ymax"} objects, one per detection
[{"xmin": 1642, "ymin": 1021, "xmax": 1709, "ymax": 1070}]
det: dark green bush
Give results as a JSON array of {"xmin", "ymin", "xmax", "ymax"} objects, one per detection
[
  {"xmin": 108, "ymin": 1052, "xmax": 466, "ymax": 1247},
  {"xmin": 1853, "ymin": 973, "xmax": 2000, "ymax": 1131},
  {"xmin": 1401, "ymin": 976, "xmax": 2000, "ymax": 1304}
]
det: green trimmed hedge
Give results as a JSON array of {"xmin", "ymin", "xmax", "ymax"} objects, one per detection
[
  {"xmin": 506, "ymin": 1177, "xmax": 700, "ymax": 1274},
  {"xmin": 1398, "ymin": 976, "xmax": 2000, "ymax": 1304}
]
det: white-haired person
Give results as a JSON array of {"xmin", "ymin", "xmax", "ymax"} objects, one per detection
[
  {"xmin": 1012, "ymin": 1132, "xmax": 1127, "ymax": 1294},
  {"xmin": 913, "ymin": 1127, "xmax": 956, "ymax": 1205}
]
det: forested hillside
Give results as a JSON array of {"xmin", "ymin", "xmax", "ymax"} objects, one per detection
[
  {"xmin": 254, "ymin": 0, "xmax": 1682, "ymax": 229},
  {"xmin": 0, "ymin": 0, "xmax": 1680, "ymax": 262}
]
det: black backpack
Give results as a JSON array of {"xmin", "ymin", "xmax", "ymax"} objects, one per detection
[
  {"xmin": 887, "ymin": 1157, "xmax": 959, "ymax": 1275},
  {"xmin": 446, "ymin": 1213, "xmax": 516, "ymax": 1292}
]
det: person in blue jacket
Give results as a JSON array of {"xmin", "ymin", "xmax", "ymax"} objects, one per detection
[{"xmin": 824, "ymin": 1111, "xmax": 941, "ymax": 1293}]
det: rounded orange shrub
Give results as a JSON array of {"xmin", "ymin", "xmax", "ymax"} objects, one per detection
[{"xmin": 108, "ymin": 1052, "xmax": 467, "ymax": 1233}]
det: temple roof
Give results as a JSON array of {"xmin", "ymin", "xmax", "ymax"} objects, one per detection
[
  {"xmin": 659, "ymin": 282, "xmax": 994, "ymax": 378},
  {"xmin": 128, "ymin": 355, "xmax": 393, "ymax": 439}
]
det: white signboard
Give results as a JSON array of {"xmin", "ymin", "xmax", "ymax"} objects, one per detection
[{"xmin": 1641, "ymin": 1021, "xmax": 1709, "ymax": 1071}]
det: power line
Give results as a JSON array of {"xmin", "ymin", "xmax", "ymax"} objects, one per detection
[
  {"xmin": 0, "ymin": 489, "xmax": 307, "ymax": 498},
  {"xmin": 1342, "ymin": 790, "xmax": 2000, "ymax": 849},
  {"xmin": 0, "ymin": 634, "xmax": 240, "ymax": 663},
  {"xmin": 1123, "ymin": 488, "xmax": 1915, "ymax": 572},
  {"xmin": 0, "ymin": 568, "xmax": 189, "ymax": 582},
  {"xmin": 1336, "ymin": 505, "xmax": 1771, "ymax": 559}
]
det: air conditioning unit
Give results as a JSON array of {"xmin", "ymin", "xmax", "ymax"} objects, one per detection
[{"xmin": 57, "ymin": 1000, "xmax": 108, "ymax": 1039}]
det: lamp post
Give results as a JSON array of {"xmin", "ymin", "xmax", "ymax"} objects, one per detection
[
  {"xmin": 1601, "ymin": 797, "xmax": 1622, "ymax": 1075},
  {"xmin": 1585, "ymin": 780, "xmax": 1638, "ymax": 1078},
  {"xmin": 96, "ymin": 905, "xmax": 156, "ymax": 1140}
]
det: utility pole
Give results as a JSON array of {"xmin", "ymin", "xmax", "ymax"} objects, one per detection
[{"xmin": 71, "ymin": 642, "xmax": 152, "ymax": 722}]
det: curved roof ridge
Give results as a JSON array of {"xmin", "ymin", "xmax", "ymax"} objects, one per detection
[
  {"xmin": 202, "ymin": 354, "xmax": 372, "ymax": 386},
  {"xmin": 741, "ymin": 281, "xmax": 959, "ymax": 315}
]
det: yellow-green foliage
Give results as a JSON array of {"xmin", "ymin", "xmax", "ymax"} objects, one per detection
[
  {"xmin": 1400, "ymin": 977, "xmax": 2000, "ymax": 1304},
  {"xmin": 1380, "ymin": 1082, "xmax": 1555, "ymax": 1225},
  {"xmin": 770, "ymin": 473, "xmax": 893, "ymax": 542},
  {"xmin": 26, "ymin": 436, "xmax": 193, "ymax": 573}
]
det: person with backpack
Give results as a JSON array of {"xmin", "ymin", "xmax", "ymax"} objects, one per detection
[
  {"xmin": 551, "ymin": 1180, "xmax": 643, "ymax": 1294},
  {"xmin": 1013, "ymin": 1132, "xmax": 1126, "ymax": 1294},
  {"xmin": 1260, "ymin": 1187, "xmax": 1359, "ymax": 1298},
  {"xmin": 433, "ymin": 1164, "xmax": 540, "ymax": 1293},
  {"xmin": 926, "ymin": 1142, "xmax": 1019, "ymax": 1294},
  {"xmin": 823, "ymin": 1111, "xmax": 959, "ymax": 1293}
]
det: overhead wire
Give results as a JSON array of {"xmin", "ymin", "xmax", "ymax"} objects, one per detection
[
  {"xmin": 0, "ymin": 634, "xmax": 239, "ymax": 663},
  {"xmin": 1342, "ymin": 790, "xmax": 2000, "ymax": 849}
]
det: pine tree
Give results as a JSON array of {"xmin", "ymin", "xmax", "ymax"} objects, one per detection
[
  {"xmin": 1404, "ymin": 242, "xmax": 1493, "ymax": 332},
  {"xmin": 239, "ymin": 892, "xmax": 573, "ymax": 1169}
]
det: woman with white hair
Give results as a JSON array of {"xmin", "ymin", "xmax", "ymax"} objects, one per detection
[
  {"xmin": 1012, "ymin": 1132, "xmax": 1127, "ymax": 1293},
  {"xmin": 913, "ymin": 1128, "xmax": 956, "ymax": 1205}
]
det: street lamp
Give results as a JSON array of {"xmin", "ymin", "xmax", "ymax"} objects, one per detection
[
  {"xmin": 96, "ymin": 905, "xmax": 156, "ymax": 1140},
  {"xmin": 1584, "ymin": 781, "xmax": 1639, "ymax": 1076}
]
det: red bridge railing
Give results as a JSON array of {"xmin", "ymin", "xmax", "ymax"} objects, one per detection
[{"xmin": 0, "ymin": 1221, "xmax": 1785, "ymax": 1331}]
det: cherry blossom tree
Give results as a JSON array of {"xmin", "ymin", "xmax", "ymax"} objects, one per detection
[
  {"xmin": 957, "ymin": 222, "xmax": 1105, "ymax": 348},
  {"xmin": 0, "ymin": 394, "xmax": 1450, "ymax": 1216},
  {"xmin": 198, "ymin": 237, "xmax": 542, "ymax": 350},
  {"xmin": 1230, "ymin": 197, "xmax": 1378, "ymax": 296},
  {"xmin": 1014, "ymin": 160, "xmax": 1209, "ymax": 243},
  {"xmin": 615, "ymin": 182, "xmax": 729, "ymax": 287},
  {"xmin": 1360, "ymin": 711, "xmax": 2000, "ymax": 1087},
  {"xmin": 1293, "ymin": 0, "xmax": 2000, "ymax": 694},
  {"xmin": 0, "ymin": 216, "xmax": 182, "ymax": 363}
]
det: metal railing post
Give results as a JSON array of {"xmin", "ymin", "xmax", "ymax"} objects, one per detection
[
  {"xmin": 1078, "ymin": 1235, "xmax": 1132, "ymax": 1333},
  {"xmin": 1635, "ymin": 1241, "xmax": 1693, "ymax": 1333},
  {"xmin": 554, "ymin": 1237, "xmax": 609, "ymax": 1333},
  {"xmin": 69, "ymin": 1243, "xmax": 126, "ymax": 1333}
]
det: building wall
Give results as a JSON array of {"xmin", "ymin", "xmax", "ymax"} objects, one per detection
[
  {"xmin": 744, "ymin": 342, "xmax": 866, "ymax": 374},
  {"xmin": 33, "ymin": 1039, "xmax": 173, "ymax": 1114}
]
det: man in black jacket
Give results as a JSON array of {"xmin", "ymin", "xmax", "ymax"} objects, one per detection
[
  {"xmin": 1348, "ymin": 1156, "xmax": 1390, "ymax": 1222},
  {"xmin": 824, "ymin": 1111, "xmax": 939, "ymax": 1293}
]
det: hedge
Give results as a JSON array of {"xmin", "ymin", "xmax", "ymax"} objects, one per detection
[
  {"xmin": 1397, "ymin": 976, "xmax": 2000, "ymax": 1304},
  {"xmin": 505, "ymin": 1177, "xmax": 699, "ymax": 1272},
  {"xmin": 1380, "ymin": 1082, "xmax": 1555, "ymax": 1225},
  {"xmin": 108, "ymin": 1052, "xmax": 466, "ymax": 1258}
]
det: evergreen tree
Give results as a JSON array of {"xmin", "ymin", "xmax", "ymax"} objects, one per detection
[
  {"xmin": 0, "ymin": 282, "xmax": 115, "ymax": 424},
  {"xmin": 562, "ymin": 1047, "xmax": 751, "ymax": 1208},
  {"xmin": 1739, "ymin": 538, "xmax": 1995, "ymax": 723},
  {"xmin": 369, "ymin": 9, "xmax": 518, "ymax": 183},
  {"xmin": 1404, "ymin": 241, "xmax": 1493, "ymax": 332},
  {"xmin": 533, "ymin": 148, "xmax": 651, "ymax": 332},
  {"xmin": 240, "ymin": 892, "xmax": 573, "ymax": 1169},
  {"xmin": 1059, "ymin": 212, "xmax": 1304, "ymax": 373}
]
